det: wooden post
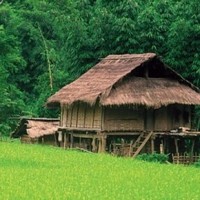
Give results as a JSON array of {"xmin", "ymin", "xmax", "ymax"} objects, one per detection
[
  {"xmin": 92, "ymin": 137, "xmax": 97, "ymax": 152},
  {"xmin": 98, "ymin": 138, "xmax": 102, "ymax": 153},
  {"xmin": 70, "ymin": 133, "xmax": 73, "ymax": 148},
  {"xmin": 160, "ymin": 143, "xmax": 164, "ymax": 154},
  {"xmin": 160, "ymin": 139, "xmax": 164, "ymax": 154},
  {"xmin": 101, "ymin": 136, "xmax": 106, "ymax": 153},
  {"xmin": 174, "ymin": 138, "xmax": 179, "ymax": 155},
  {"xmin": 42, "ymin": 136, "xmax": 44, "ymax": 144},
  {"xmin": 54, "ymin": 133, "xmax": 57, "ymax": 146},
  {"xmin": 151, "ymin": 137, "xmax": 155, "ymax": 154},
  {"xmin": 64, "ymin": 132, "xmax": 67, "ymax": 150},
  {"xmin": 191, "ymin": 139, "xmax": 195, "ymax": 156}
]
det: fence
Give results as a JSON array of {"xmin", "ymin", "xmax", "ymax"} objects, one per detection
[{"xmin": 172, "ymin": 153, "xmax": 200, "ymax": 165}]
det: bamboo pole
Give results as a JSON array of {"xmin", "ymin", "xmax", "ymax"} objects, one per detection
[{"xmin": 37, "ymin": 23, "xmax": 53, "ymax": 91}]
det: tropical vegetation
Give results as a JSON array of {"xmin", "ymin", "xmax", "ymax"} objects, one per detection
[{"xmin": 0, "ymin": 0, "xmax": 200, "ymax": 134}]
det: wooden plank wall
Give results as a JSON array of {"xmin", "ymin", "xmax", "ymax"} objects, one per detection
[
  {"xmin": 154, "ymin": 105, "xmax": 192, "ymax": 131},
  {"xmin": 104, "ymin": 106, "xmax": 144, "ymax": 131},
  {"xmin": 172, "ymin": 105, "xmax": 191, "ymax": 129},
  {"xmin": 61, "ymin": 103, "xmax": 102, "ymax": 129},
  {"xmin": 154, "ymin": 107, "xmax": 169, "ymax": 131}
]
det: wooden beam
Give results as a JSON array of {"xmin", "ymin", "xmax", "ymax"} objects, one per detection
[
  {"xmin": 106, "ymin": 132, "xmax": 141, "ymax": 136},
  {"xmin": 72, "ymin": 133, "xmax": 101, "ymax": 139},
  {"xmin": 58, "ymin": 127, "xmax": 101, "ymax": 132}
]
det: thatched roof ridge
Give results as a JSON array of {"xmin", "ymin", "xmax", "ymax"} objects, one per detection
[
  {"xmin": 47, "ymin": 53, "xmax": 200, "ymax": 108},
  {"xmin": 11, "ymin": 118, "xmax": 59, "ymax": 138},
  {"xmin": 47, "ymin": 53, "xmax": 156, "ymax": 107}
]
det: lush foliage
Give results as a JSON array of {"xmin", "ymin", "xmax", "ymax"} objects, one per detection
[
  {"xmin": 136, "ymin": 153, "xmax": 169, "ymax": 163},
  {"xmin": 0, "ymin": 0, "xmax": 200, "ymax": 134},
  {"xmin": 0, "ymin": 142, "xmax": 200, "ymax": 199}
]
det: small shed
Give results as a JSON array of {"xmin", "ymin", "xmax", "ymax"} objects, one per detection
[
  {"xmin": 11, "ymin": 118, "xmax": 59, "ymax": 146},
  {"xmin": 47, "ymin": 53, "xmax": 200, "ymax": 162}
]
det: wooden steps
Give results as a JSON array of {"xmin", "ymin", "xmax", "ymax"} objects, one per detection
[{"xmin": 131, "ymin": 132, "xmax": 153, "ymax": 158}]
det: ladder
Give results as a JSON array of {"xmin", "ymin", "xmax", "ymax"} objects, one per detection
[{"xmin": 131, "ymin": 132, "xmax": 153, "ymax": 158}]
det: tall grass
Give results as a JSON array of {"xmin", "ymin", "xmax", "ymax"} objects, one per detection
[{"xmin": 1, "ymin": 142, "xmax": 200, "ymax": 200}]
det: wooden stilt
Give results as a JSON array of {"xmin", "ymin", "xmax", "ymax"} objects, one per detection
[
  {"xmin": 191, "ymin": 139, "xmax": 195, "ymax": 155},
  {"xmin": 160, "ymin": 143, "xmax": 164, "ymax": 154},
  {"xmin": 64, "ymin": 132, "xmax": 66, "ymax": 150},
  {"xmin": 151, "ymin": 137, "xmax": 155, "ymax": 154},
  {"xmin": 174, "ymin": 138, "xmax": 179, "ymax": 155},
  {"xmin": 92, "ymin": 137, "xmax": 97, "ymax": 152},
  {"xmin": 54, "ymin": 133, "xmax": 57, "ymax": 146},
  {"xmin": 70, "ymin": 133, "xmax": 73, "ymax": 148},
  {"xmin": 159, "ymin": 139, "xmax": 164, "ymax": 154},
  {"xmin": 101, "ymin": 136, "xmax": 106, "ymax": 153},
  {"xmin": 98, "ymin": 139, "xmax": 102, "ymax": 153},
  {"xmin": 42, "ymin": 136, "xmax": 44, "ymax": 144}
]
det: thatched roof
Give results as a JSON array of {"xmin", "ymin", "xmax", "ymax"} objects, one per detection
[
  {"xmin": 47, "ymin": 53, "xmax": 200, "ymax": 108},
  {"xmin": 101, "ymin": 77, "xmax": 200, "ymax": 108},
  {"xmin": 11, "ymin": 118, "xmax": 59, "ymax": 138}
]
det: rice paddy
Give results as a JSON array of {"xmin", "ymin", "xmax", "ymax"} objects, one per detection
[{"xmin": 0, "ymin": 142, "xmax": 200, "ymax": 200}]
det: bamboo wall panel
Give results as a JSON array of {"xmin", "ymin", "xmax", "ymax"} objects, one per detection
[
  {"xmin": 77, "ymin": 103, "xmax": 86, "ymax": 128},
  {"xmin": 66, "ymin": 106, "xmax": 72, "ymax": 127},
  {"xmin": 93, "ymin": 105, "xmax": 102, "ymax": 128},
  {"xmin": 61, "ymin": 105, "xmax": 67, "ymax": 127},
  {"xmin": 61, "ymin": 103, "xmax": 102, "ymax": 129},
  {"xmin": 84, "ymin": 106, "xmax": 94, "ymax": 128},
  {"xmin": 104, "ymin": 106, "xmax": 144, "ymax": 131},
  {"xmin": 145, "ymin": 109, "xmax": 154, "ymax": 131},
  {"xmin": 60, "ymin": 105, "xmax": 64, "ymax": 126},
  {"xmin": 71, "ymin": 104, "xmax": 78, "ymax": 127}
]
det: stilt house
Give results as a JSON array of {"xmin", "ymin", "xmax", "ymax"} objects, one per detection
[{"xmin": 47, "ymin": 53, "xmax": 200, "ymax": 163}]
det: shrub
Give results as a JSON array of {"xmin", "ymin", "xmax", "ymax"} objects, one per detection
[
  {"xmin": 194, "ymin": 159, "xmax": 200, "ymax": 168},
  {"xmin": 136, "ymin": 153, "xmax": 169, "ymax": 163}
]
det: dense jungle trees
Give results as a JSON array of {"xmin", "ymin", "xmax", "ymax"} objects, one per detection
[{"xmin": 0, "ymin": 0, "xmax": 200, "ymax": 134}]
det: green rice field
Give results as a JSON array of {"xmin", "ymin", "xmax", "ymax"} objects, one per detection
[{"xmin": 0, "ymin": 141, "xmax": 200, "ymax": 200}]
